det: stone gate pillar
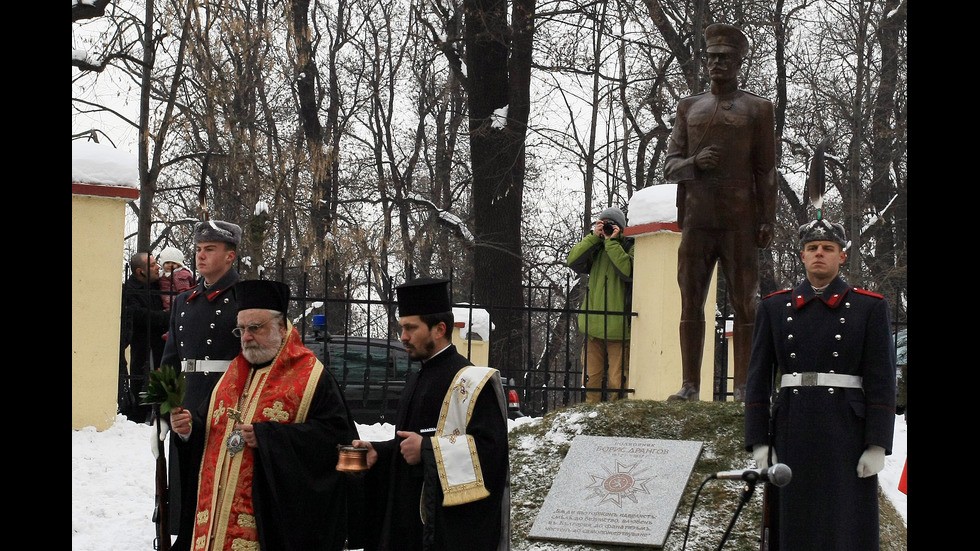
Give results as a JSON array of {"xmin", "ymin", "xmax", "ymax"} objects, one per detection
[
  {"xmin": 625, "ymin": 185, "xmax": 718, "ymax": 401},
  {"xmin": 72, "ymin": 142, "xmax": 139, "ymax": 430}
]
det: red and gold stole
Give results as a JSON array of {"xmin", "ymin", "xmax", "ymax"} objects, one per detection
[{"xmin": 191, "ymin": 325, "xmax": 322, "ymax": 550}]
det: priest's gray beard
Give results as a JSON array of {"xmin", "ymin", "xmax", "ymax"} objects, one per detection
[{"xmin": 243, "ymin": 332, "xmax": 283, "ymax": 365}]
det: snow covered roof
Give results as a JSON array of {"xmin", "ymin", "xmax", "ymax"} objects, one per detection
[
  {"xmin": 623, "ymin": 184, "xmax": 679, "ymax": 236},
  {"xmin": 72, "ymin": 141, "xmax": 139, "ymax": 188}
]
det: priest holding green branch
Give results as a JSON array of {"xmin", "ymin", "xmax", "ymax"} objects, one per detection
[{"xmin": 169, "ymin": 280, "xmax": 358, "ymax": 550}]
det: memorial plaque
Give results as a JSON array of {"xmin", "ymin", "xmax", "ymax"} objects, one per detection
[{"xmin": 529, "ymin": 435, "xmax": 703, "ymax": 548}]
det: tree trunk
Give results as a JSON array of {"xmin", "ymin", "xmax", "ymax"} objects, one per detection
[
  {"xmin": 867, "ymin": 0, "xmax": 906, "ymax": 301},
  {"xmin": 136, "ymin": 0, "xmax": 155, "ymax": 253},
  {"xmin": 289, "ymin": 0, "xmax": 335, "ymax": 253},
  {"xmin": 464, "ymin": 0, "xmax": 534, "ymax": 381}
]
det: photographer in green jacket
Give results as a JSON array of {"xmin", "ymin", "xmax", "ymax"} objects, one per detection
[{"xmin": 567, "ymin": 207, "xmax": 635, "ymax": 403}]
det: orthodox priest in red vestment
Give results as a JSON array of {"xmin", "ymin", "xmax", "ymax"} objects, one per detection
[{"xmin": 171, "ymin": 280, "xmax": 357, "ymax": 551}]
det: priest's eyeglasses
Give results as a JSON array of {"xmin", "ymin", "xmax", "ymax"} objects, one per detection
[{"xmin": 232, "ymin": 319, "xmax": 272, "ymax": 337}]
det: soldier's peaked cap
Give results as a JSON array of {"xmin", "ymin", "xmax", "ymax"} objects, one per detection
[
  {"xmin": 705, "ymin": 23, "xmax": 749, "ymax": 58},
  {"xmin": 194, "ymin": 220, "xmax": 242, "ymax": 245},
  {"xmin": 396, "ymin": 278, "xmax": 451, "ymax": 317}
]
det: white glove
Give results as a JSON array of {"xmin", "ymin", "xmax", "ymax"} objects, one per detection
[
  {"xmin": 752, "ymin": 444, "xmax": 777, "ymax": 470},
  {"xmin": 857, "ymin": 445, "xmax": 886, "ymax": 478},
  {"xmin": 150, "ymin": 419, "xmax": 170, "ymax": 459},
  {"xmin": 158, "ymin": 418, "xmax": 171, "ymax": 442}
]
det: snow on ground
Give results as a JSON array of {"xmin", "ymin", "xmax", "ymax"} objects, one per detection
[{"xmin": 72, "ymin": 414, "xmax": 905, "ymax": 550}]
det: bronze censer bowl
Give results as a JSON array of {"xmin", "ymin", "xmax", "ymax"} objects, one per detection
[{"xmin": 336, "ymin": 445, "xmax": 368, "ymax": 473}]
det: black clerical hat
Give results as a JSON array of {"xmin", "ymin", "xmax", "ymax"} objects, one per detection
[
  {"xmin": 396, "ymin": 278, "xmax": 451, "ymax": 317},
  {"xmin": 235, "ymin": 280, "xmax": 290, "ymax": 315}
]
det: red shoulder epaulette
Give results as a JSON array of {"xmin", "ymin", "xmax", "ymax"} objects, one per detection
[
  {"xmin": 852, "ymin": 288, "xmax": 884, "ymax": 299},
  {"xmin": 763, "ymin": 289, "xmax": 791, "ymax": 299}
]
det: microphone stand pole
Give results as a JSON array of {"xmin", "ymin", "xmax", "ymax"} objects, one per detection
[{"xmin": 715, "ymin": 474, "xmax": 759, "ymax": 551}]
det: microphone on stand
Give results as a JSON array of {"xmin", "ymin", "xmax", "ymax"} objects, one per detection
[{"xmin": 711, "ymin": 463, "xmax": 792, "ymax": 487}]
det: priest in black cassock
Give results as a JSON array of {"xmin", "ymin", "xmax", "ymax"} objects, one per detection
[
  {"xmin": 352, "ymin": 278, "xmax": 511, "ymax": 551},
  {"xmin": 170, "ymin": 280, "xmax": 358, "ymax": 551}
]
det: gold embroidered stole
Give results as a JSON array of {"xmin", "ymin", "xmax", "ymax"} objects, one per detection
[
  {"xmin": 431, "ymin": 366, "xmax": 500, "ymax": 506},
  {"xmin": 192, "ymin": 325, "xmax": 322, "ymax": 550}
]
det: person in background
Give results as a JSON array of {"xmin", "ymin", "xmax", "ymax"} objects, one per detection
[
  {"xmin": 567, "ymin": 206, "xmax": 635, "ymax": 403},
  {"xmin": 157, "ymin": 246, "xmax": 196, "ymax": 311},
  {"xmin": 744, "ymin": 219, "xmax": 896, "ymax": 550},
  {"xmin": 120, "ymin": 252, "xmax": 169, "ymax": 422}
]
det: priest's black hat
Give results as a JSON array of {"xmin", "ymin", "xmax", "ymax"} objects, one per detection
[
  {"xmin": 235, "ymin": 280, "xmax": 290, "ymax": 316},
  {"xmin": 396, "ymin": 278, "xmax": 451, "ymax": 317}
]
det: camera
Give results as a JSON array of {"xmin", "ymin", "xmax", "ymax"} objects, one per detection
[{"xmin": 602, "ymin": 221, "xmax": 618, "ymax": 236}]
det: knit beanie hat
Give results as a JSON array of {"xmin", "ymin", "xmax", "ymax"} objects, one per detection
[
  {"xmin": 158, "ymin": 246, "xmax": 186, "ymax": 267},
  {"xmin": 597, "ymin": 207, "xmax": 627, "ymax": 230}
]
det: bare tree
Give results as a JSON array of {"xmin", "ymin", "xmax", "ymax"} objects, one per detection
[
  {"xmin": 74, "ymin": 0, "xmax": 907, "ymax": 376},
  {"xmin": 73, "ymin": 0, "xmax": 199, "ymax": 254},
  {"xmin": 449, "ymin": 0, "xmax": 535, "ymax": 381},
  {"xmin": 775, "ymin": 0, "xmax": 907, "ymax": 305}
]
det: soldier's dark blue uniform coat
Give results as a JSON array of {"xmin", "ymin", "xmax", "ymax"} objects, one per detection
[
  {"xmin": 161, "ymin": 267, "xmax": 242, "ymax": 382},
  {"xmin": 745, "ymin": 275, "xmax": 896, "ymax": 550}
]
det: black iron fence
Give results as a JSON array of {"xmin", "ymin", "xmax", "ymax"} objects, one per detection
[
  {"xmin": 281, "ymin": 269, "xmax": 638, "ymax": 420},
  {"xmin": 119, "ymin": 265, "xmax": 639, "ymax": 421},
  {"xmin": 119, "ymin": 263, "xmax": 907, "ymax": 422}
]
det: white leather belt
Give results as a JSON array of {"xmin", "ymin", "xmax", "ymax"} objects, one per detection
[
  {"xmin": 182, "ymin": 359, "xmax": 231, "ymax": 373},
  {"xmin": 781, "ymin": 372, "xmax": 862, "ymax": 389}
]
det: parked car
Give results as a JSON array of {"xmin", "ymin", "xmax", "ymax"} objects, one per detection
[
  {"xmin": 303, "ymin": 318, "xmax": 524, "ymax": 424},
  {"xmin": 305, "ymin": 333, "xmax": 414, "ymax": 424}
]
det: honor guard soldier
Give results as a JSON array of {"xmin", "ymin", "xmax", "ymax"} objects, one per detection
[
  {"xmin": 160, "ymin": 219, "xmax": 243, "ymax": 551},
  {"xmin": 744, "ymin": 219, "xmax": 896, "ymax": 550}
]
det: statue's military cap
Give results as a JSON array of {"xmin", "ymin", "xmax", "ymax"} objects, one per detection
[{"xmin": 705, "ymin": 23, "xmax": 749, "ymax": 59}]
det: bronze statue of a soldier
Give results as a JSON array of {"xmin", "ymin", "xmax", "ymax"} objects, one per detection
[{"xmin": 665, "ymin": 23, "xmax": 777, "ymax": 401}]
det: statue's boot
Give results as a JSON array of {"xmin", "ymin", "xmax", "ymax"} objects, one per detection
[
  {"xmin": 732, "ymin": 323, "xmax": 754, "ymax": 402},
  {"xmin": 669, "ymin": 320, "xmax": 704, "ymax": 401}
]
